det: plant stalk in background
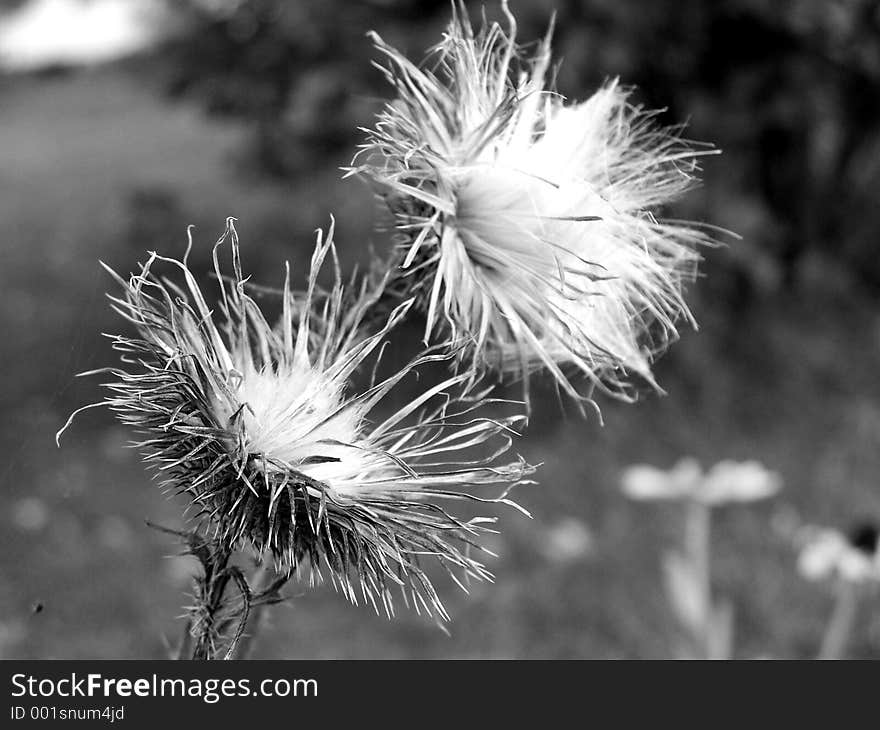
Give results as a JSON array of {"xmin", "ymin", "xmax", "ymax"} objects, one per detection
[
  {"xmin": 622, "ymin": 458, "xmax": 780, "ymax": 658},
  {"xmin": 797, "ymin": 523, "xmax": 880, "ymax": 660}
]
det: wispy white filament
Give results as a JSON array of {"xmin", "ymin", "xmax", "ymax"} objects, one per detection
[
  {"xmin": 224, "ymin": 362, "xmax": 375, "ymax": 489},
  {"xmin": 356, "ymin": 1, "xmax": 717, "ymax": 405}
]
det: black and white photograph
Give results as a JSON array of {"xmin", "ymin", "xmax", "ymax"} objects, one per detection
[{"xmin": 2, "ymin": 0, "xmax": 880, "ymax": 667}]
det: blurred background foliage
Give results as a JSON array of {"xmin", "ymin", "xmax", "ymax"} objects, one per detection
[
  {"xmin": 1, "ymin": 0, "xmax": 880, "ymax": 658},
  {"xmin": 160, "ymin": 0, "xmax": 880, "ymax": 296}
]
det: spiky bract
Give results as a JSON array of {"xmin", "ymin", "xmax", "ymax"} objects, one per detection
[{"xmin": 63, "ymin": 219, "xmax": 533, "ymax": 619}]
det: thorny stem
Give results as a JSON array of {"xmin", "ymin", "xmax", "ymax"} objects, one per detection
[
  {"xmin": 231, "ymin": 561, "xmax": 284, "ymax": 660},
  {"xmin": 818, "ymin": 579, "xmax": 859, "ymax": 660},
  {"xmin": 191, "ymin": 543, "xmax": 235, "ymax": 660},
  {"xmin": 182, "ymin": 543, "xmax": 290, "ymax": 660},
  {"xmin": 145, "ymin": 521, "xmax": 242, "ymax": 661}
]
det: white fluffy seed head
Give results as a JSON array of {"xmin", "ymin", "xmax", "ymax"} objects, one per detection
[
  {"xmin": 223, "ymin": 362, "xmax": 378, "ymax": 491},
  {"xmin": 357, "ymin": 3, "xmax": 717, "ymax": 405},
  {"xmin": 68, "ymin": 218, "xmax": 536, "ymax": 617}
]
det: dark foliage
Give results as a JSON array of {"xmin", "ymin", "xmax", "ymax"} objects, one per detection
[{"xmin": 158, "ymin": 0, "xmax": 880, "ymax": 296}]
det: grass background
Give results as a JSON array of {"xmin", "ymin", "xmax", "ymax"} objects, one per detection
[{"xmin": 2, "ymin": 14, "xmax": 880, "ymax": 658}]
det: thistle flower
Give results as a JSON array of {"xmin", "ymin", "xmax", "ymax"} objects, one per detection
[
  {"xmin": 58, "ymin": 219, "xmax": 534, "ymax": 620},
  {"xmin": 354, "ymin": 2, "xmax": 715, "ymax": 404},
  {"xmin": 620, "ymin": 458, "xmax": 781, "ymax": 506}
]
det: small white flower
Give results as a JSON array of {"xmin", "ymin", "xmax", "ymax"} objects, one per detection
[
  {"xmin": 620, "ymin": 457, "xmax": 702, "ymax": 501},
  {"xmin": 621, "ymin": 458, "xmax": 781, "ymax": 506},
  {"xmin": 797, "ymin": 525, "xmax": 880, "ymax": 584},
  {"xmin": 355, "ymin": 2, "xmax": 716, "ymax": 405},
  {"xmin": 701, "ymin": 461, "xmax": 783, "ymax": 505}
]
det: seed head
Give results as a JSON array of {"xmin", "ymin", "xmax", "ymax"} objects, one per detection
[
  {"xmin": 355, "ymin": 1, "xmax": 716, "ymax": 406},
  {"xmin": 59, "ymin": 218, "xmax": 535, "ymax": 619}
]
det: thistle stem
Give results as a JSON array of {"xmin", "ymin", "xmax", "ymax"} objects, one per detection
[
  {"xmin": 231, "ymin": 561, "xmax": 277, "ymax": 660},
  {"xmin": 190, "ymin": 543, "xmax": 234, "ymax": 661},
  {"xmin": 818, "ymin": 579, "xmax": 859, "ymax": 660}
]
